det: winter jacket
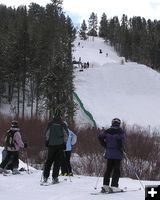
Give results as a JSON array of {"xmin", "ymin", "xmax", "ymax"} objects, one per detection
[
  {"xmin": 65, "ymin": 129, "xmax": 77, "ymax": 151},
  {"xmin": 6, "ymin": 130, "xmax": 24, "ymax": 151},
  {"xmin": 45, "ymin": 118, "xmax": 69, "ymax": 147},
  {"xmin": 98, "ymin": 126, "xmax": 125, "ymax": 160}
]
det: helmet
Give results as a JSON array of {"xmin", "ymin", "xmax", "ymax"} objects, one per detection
[{"xmin": 111, "ymin": 118, "xmax": 121, "ymax": 127}]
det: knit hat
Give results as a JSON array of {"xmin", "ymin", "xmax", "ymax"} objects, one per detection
[{"xmin": 10, "ymin": 120, "xmax": 19, "ymax": 131}]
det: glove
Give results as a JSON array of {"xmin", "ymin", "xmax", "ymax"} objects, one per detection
[
  {"xmin": 45, "ymin": 141, "xmax": 49, "ymax": 147},
  {"xmin": 24, "ymin": 142, "xmax": 28, "ymax": 148},
  {"xmin": 63, "ymin": 142, "xmax": 66, "ymax": 150}
]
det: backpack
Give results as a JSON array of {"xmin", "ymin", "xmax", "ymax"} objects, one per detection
[
  {"xmin": 4, "ymin": 130, "xmax": 16, "ymax": 148},
  {"xmin": 47, "ymin": 123, "xmax": 65, "ymax": 146}
]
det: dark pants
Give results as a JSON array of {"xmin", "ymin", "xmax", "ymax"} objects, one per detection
[
  {"xmin": 0, "ymin": 151, "xmax": 19, "ymax": 170},
  {"xmin": 103, "ymin": 159, "xmax": 121, "ymax": 187},
  {"xmin": 43, "ymin": 145, "xmax": 64, "ymax": 179},
  {"xmin": 61, "ymin": 151, "xmax": 72, "ymax": 174}
]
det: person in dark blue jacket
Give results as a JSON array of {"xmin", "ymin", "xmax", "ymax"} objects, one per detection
[{"xmin": 98, "ymin": 118, "xmax": 125, "ymax": 192}]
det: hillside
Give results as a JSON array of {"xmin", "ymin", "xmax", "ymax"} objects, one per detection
[
  {"xmin": 1, "ymin": 37, "xmax": 160, "ymax": 200},
  {"xmin": 73, "ymin": 36, "xmax": 160, "ymax": 129}
]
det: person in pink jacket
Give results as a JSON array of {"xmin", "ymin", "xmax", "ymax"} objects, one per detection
[{"xmin": 0, "ymin": 120, "xmax": 26, "ymax": 174}]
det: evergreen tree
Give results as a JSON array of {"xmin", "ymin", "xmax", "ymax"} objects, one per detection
[
  {"xmin": 16, "ymin": 6, "xmax": 30, "ymax": 119},
  {"xmin": 88, "ymin": 12, "xmax": 98, "ymax": 36},
  {"xmin": 79, "ymin": 20, "xmax": 88, "ymax": 40},
  {"xmin": 119, "ymin": 14, "xmax": 130, "ymax": 59},
  {"xmin": 39, "ymin": 2, "xmax": 76, "ymax": 120},
  {"xmin": 0, "ymin": 1, "xmax": 76, "ymax": 121},
  {"xmin": 107, "ymin": 16, "xmax": 120, "ymax": 48},
  {"xmin": 28, "ymin": 3, "xmax": 47, "ymax": 118},
  {"xmin": 99, "ymin": 13, "xmax": 108, "ymax": 38},
  {"xmin": 0, "ymin": 5, "xmax": 9, "ymax": 104}
]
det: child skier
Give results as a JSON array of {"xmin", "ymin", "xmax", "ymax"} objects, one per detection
[{"xmin": 60, "ymin": 128, "xmax": 77, "ymax": 176}]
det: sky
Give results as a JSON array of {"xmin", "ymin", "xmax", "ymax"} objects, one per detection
[{"xmin": 1, "ymin": 0, "xmax": 160, "ymax": 24}]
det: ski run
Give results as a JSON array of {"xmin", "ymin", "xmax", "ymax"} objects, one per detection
[
  {"xmin": 73, "ymin": 36, "xmax": 160, "ymax": 130},
  {"xmin": 1, "ymin": 36, "xmax": 160, "ymax": 199}
]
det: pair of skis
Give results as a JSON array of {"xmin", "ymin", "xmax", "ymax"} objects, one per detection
[
  {"xmin": 40, "ymin": 178, "xmax": 67, "ymax": 186},
  {"xmin": 2, "ymin": 172, "xmax": 22, "ymax": 176},
  {"xmin": 91, "ymin": 187, "xmax": 141, "ymax": 195},
  {"xmin": 40, "ymin": 181, "xmax": 60, "ymax": 186},
  {"xmin": 1, "ymin": 170, "xmax": 33, "ymax": 176}
]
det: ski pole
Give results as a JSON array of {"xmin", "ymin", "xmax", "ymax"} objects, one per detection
[
  {"xmin": 94, "ymin": 150, "xmax": 106, "ymax": 190},
  {"xmin": 94, "ymin": 175, "xmax": 100, "ymax": 190},
  {"xmin": 24, "ymin": 149, "xmax": 30, "ymax": 174},
  {"xmin": 94, "ymin": 162, "xmax": 104, "ymax": 190},
  {"xmin": 123, "ymin": 152, "xmax": 145, "ymax": 190},
  {"xmin": 40, "ymin": 149, "xmax": 48, "ymax": 183}
]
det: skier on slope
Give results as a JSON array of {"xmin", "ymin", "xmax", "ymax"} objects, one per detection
[
  {"xmin": 0, "ymin": 120, "xmax": 27, "ymax": 174},
  {"xmin": 42, "ymin": 108, "xmax": 69, "ymax": 184},
  {"xmin": 98, "ymin": 118, "xmax": 125, "ymax": 193}
]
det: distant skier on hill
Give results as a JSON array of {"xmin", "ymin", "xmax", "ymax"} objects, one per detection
[
  {"xmin": 98, "ymin": 118, "xmax": 125, "ymax": 193},
  {"xmin": 99, "ymin": 49, "xmax": 102, "ymax": 54}
]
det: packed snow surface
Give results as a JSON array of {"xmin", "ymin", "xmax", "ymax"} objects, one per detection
[{"xmin": 0, "ymin": 147, "xmax": 160, "ymax": 200}]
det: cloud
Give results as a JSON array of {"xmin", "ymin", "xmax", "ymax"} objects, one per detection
[
  {"xmin": 64, "ymin": 10, "xmax": 81, "ymax": 24},
  {"xmin": 1, "ymin": 0, "xmax": 160, "ymax": 22},
  {"xmin": 149, "ymin": 1, "xmax": 160, "ymax": 10},
  {"xmin": 63, "ymin": 0, "xmax": 160, "ymax": 22}
]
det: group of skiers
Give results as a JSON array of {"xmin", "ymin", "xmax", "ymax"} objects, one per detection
[{"xmin": 0, "ymin": 109, "xmax": 124, "ymax": 193}]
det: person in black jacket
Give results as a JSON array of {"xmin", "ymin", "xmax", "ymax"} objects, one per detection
[{"xmin": 42, "ymin": 108, "xmax": 68, "ymax": 184}]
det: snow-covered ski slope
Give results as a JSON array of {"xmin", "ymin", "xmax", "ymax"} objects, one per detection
[
  {"xmin": 1, "ymin": 38, "xmax": 160, "ymax": 200},
  {"xmin": 0, "ymin": 147, "xmax": 160, "ymax": 200},
  {"xmin": 0, "ymin": 146, "xmax": 160, "ymax": 200},
  {"xmin": 74, "ymin": 37, "xmax": 160, "ymax": 129}
]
